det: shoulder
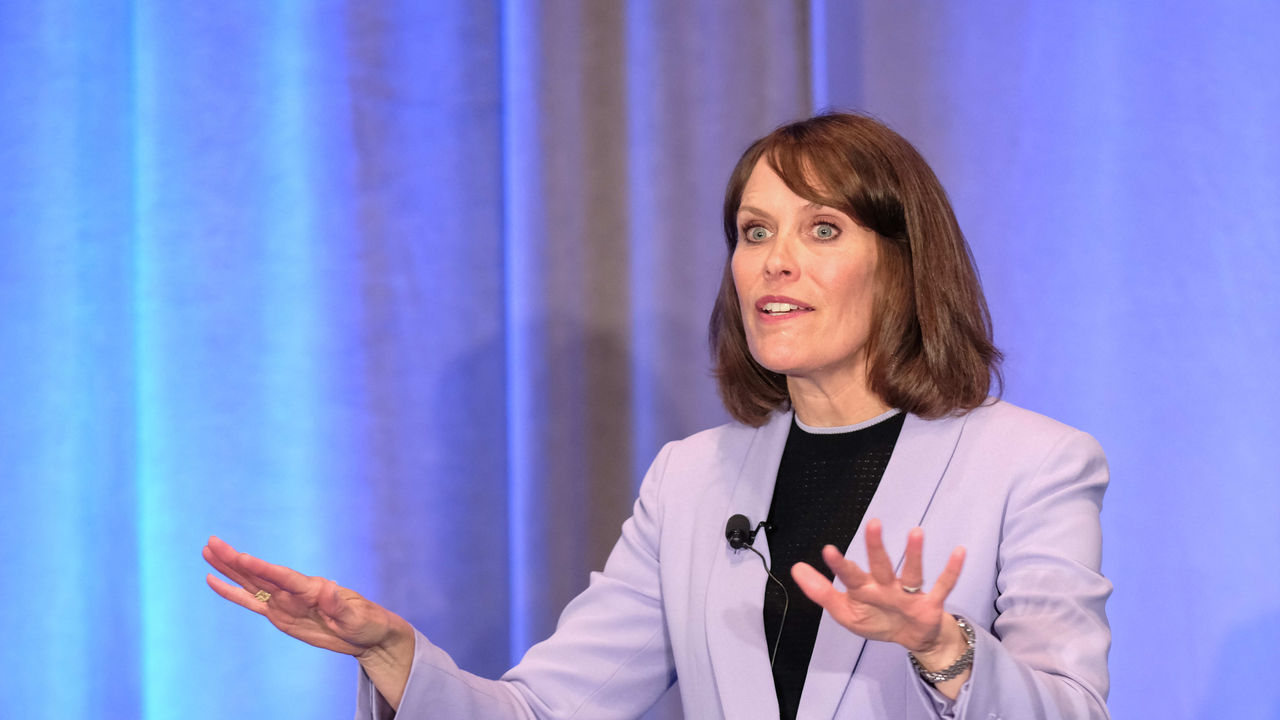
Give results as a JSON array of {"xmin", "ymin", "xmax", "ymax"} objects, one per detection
[
  {"xmin": 659, "ymin": 412, "xmax": 788, "ymax": 465},
  {"xmin": 946, "ymin": 399, "xmax": 1103, "ymax": 458},
  {"xmin": 909, "ymin": 399, "xmax": 1107, "ymax": 494},
  {"xmin": 638, "ymin": 412, "xmax": 789, "ymax": 504}
]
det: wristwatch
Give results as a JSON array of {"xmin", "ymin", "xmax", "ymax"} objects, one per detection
[{"xmin": 908, "ymin": 615, "xmax": 976, "ymax": 683}]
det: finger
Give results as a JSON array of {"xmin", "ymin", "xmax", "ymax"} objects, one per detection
[
  {"xmin": 898, "ymin": 527, "xmax": 925, "ymax": 591},
  {"xmin": 206, "ymin": 535, "xmax": 245, "ymax": 568},
  {"xmin": 928, "ymin": 546, "xmax": 966, "ymax": 601},
  {"xmin": 864, "ymin": 519, "xmax": 897, "ymax": 585},
  {"xmin": 207, "ymin": 573, "xmax": 269, "ymax": 616},
  {"xmin": 822, "ymin": 544, "xmax": 870, "ymax": 591},
  {"xmin": 205, "ymin": 538, "xmax": 298, "ymax": 598},
  {"xmin": 204, "ymin": 537, "xmax": 287, "ymax": 595},
  {"xmin": 205, "ymin": 537, "xmax": 252, "ymax": 581},
  {"xmin": 791, "ymin": 561, "xmax": 845, "ymax": 608},
  {"xmin": 203, "ymin": 543, "xmax": 256, "ymax": 591},
  {"xmin": 237, "ymin": 552, "xmax": 316, "ymax": 595},
  {"xmin": 204, "ymin": 540, "xmax": 288, "ymax": 591}
]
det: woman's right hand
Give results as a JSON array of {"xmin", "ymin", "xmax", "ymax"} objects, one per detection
[{"xmin": 203, "ymin": 536, "xmax": 415, "ymax": 708}]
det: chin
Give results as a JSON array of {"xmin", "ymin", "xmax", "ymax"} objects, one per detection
[{"xmin": 748, "ymin": 351, "xmax": 807, "ymax": 378}]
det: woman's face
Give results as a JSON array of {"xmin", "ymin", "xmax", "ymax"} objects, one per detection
[{"xmin": 731, "ymin": 159, "xmax": 880, "ymax": 392}]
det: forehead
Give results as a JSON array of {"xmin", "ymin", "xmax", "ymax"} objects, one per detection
[{"xmin": 739, "ymin": 158, "xmax": 838, "ymax": 214}]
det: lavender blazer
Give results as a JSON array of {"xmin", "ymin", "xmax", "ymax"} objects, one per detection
[{"xmin": 358, "ymin": 400, "xmax": 1111, "ymax": 719}]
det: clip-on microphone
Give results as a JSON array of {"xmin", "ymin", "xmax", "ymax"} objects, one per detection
[{"xmin": 724, "ymin": 513, "xmax": 790, "ymax": 667}]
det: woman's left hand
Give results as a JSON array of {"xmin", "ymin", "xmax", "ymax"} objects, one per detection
[{"xmin": 791, "ymin": 519, "xmax": 965, "ymax": 658}]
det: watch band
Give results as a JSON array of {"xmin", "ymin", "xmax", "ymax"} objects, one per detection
[{"xmin": 909, "ymin": 615, "xmax": 976, "ymax": 683}]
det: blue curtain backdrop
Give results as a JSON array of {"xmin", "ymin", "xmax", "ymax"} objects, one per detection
[{"xmin": 1, "ymin": 2, "xmax": 1277, "ymax": 718}]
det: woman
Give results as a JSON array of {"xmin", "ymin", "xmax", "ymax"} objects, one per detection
[{"xmin": 205, "ymin": 113, "xmax": 1111, "ymax": 719}]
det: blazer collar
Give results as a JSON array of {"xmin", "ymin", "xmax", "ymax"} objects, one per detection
[
  {"xmin": 705, "ymin": 411, "xmax": 793, "ymax": 719},
  {"xmin": 797, "ymin": 410, "xmax": 968, "ymax": 719}
]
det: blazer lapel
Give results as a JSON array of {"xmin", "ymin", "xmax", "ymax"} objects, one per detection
[
  {"xmin": 797, "ymin": 411, "xmax": 968, "ymax": 720},
  {"xmin": 705, "ymin": 411, "xmax": 793, "ymax": 719}
]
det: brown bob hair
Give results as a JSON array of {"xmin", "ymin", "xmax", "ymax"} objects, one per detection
[{"xmin": 709, "ymin": 112, "xmax": 1002, "ymax": 426}]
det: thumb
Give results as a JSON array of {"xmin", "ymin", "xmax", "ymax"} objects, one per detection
[{"xmin": 317, "ymin": 580, "xmax": 356, "ymax": 622}]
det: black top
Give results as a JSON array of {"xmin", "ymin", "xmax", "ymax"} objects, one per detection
[{"xmin": 763, "ymin": 411, "xmax": 906, "ymax": 720}]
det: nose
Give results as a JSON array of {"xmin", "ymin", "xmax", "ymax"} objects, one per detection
[{"xmin": 763, "ymin": 233, "xmax": 796, "ymax": 279}]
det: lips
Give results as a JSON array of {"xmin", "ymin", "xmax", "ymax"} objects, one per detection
[{"xmin": 755, "ymin": 296, "xmax": 814, "ymax": 316}]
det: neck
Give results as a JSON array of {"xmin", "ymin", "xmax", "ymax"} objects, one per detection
[{"xmin": 787, "ymin": 375, "xmax": 891, "ymax": 428}]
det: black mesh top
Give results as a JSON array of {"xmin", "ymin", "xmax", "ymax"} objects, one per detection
[{"xmin": 762, "ymin": 410, "xmax": 906, "ymax": 720}]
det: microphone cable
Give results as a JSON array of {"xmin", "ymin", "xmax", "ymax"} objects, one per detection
[{"xmin": 725, "ymin": 514, "xmax": 790, "ymax": 667}]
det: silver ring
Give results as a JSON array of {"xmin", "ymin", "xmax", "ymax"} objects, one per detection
[{"xmin": 901, "ymin": 584, "xmax": 922, "ymax": 594}]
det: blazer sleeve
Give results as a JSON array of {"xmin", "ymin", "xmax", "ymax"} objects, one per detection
[
  {"xmin": 355, "ymin": 443, "xmax": 679, "ymax": 720},
  {"xmin": 915, "ymin": 427, "xmax": 1113, "ymax": 720}
]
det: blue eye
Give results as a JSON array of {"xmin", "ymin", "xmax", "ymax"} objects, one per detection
[
  {"xmin": 814, "ymin": 223, "xmax": 838, "ymax": 240},
  {"xmin": 743, "ymin": 225, "xmax": 772, "ymax": 242}
]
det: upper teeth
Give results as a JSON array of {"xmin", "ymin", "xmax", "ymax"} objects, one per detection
[{"xmin": 763, "ymin": 302, "xmax": 803, "ymax": 314}]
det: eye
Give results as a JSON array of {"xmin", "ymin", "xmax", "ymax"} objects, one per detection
[
  {"xmin": 742, "ymin": 224, "xmax": 773, "ymax": 243},
  {"xmin": 813, "ymin": 222, "xmax": 839, "ymax": 240}
]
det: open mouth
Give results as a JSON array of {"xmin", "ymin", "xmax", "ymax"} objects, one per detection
[{"xmin": 757, "ymin": 301, "xmax": 813, "ymax": 316}]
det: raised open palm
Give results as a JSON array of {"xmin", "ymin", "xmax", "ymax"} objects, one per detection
[
  {"xmin": 203, "ymin": 536, "xmax": 396, "ymax": 656},
  {"xmin": 790, "ymin": 519, "xmax": 965, "ymax": 655}
]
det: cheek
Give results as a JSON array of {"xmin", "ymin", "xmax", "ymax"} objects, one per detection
[
  {"xmin": 730, "ymin": 253, "xmax": 752, "ymax": 305},
  {"xmin": 824, "ymin": 261, "xmax": 879, "ymax": 318},
  {"xmin": 729, "ymin": 250, "xmax": 745, "ymax": 283}
]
